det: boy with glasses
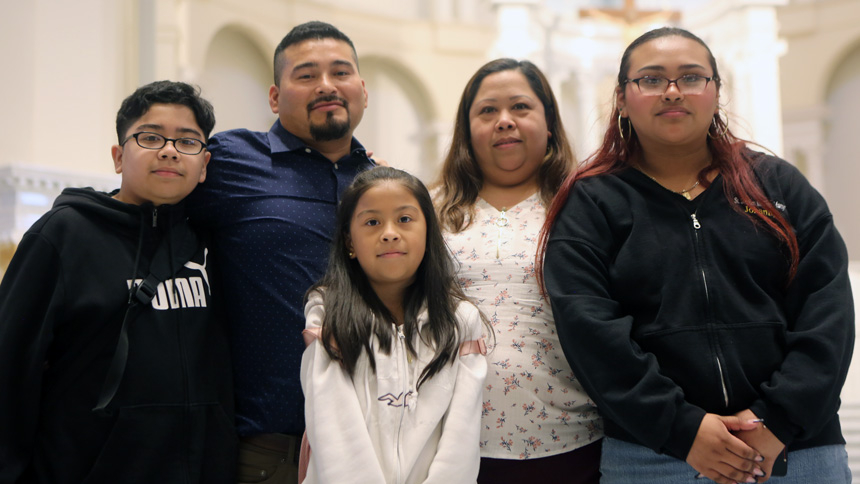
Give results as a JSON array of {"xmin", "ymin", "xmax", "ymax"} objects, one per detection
[{"xmin": 0, "ymin": 80, "xmax": 236, "ymax": 483}]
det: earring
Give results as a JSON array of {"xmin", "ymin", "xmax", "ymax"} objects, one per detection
[
  {"xmin": 617, "ymin": 113, "xmax": 631, "ymax": 141},
  {"xmin": 544, "ymin": 144, "xmax": 555, "ymax": 162},
  {"xmin": 348, "ymin": 251, "xmax": 355, "ymax": 258},
  {"xmin": 708, "ymin": 107, "xmax": 729, "ymax": 139}
]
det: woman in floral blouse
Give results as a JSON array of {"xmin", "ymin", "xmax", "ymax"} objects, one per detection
[{"xmin": 433, "ymin": 58, "xmax": 603, "ymax": 483}]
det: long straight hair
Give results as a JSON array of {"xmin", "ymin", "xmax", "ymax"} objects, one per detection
[
  {"xmin": 434, "ymin": 58, "xmax": 575, "ymax": 232},
  {"xmin": 310, "ymin": 166, "xmax": 470, "ymax": 387},
  {"xmin": 536, "ymin": 27, "xmax": 799, "ymax": 291}
]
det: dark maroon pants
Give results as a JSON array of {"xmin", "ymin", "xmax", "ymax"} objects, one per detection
[{"xmin": 477, "ymin": 439, "xmax": 602, "ymax": 484}]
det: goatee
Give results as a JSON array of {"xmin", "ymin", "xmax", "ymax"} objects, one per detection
[
  {"xmin": 308, "ymin": 95, "xmax": 351, "ymax": 141},
  {"xmin": 310, "ymin": 113, "xmax": 350, "ymax": 142}
]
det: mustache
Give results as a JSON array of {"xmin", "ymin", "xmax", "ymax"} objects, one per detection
[{"xmin": 307, "ymin": 95, "xmax": 348, "ymax": 112}]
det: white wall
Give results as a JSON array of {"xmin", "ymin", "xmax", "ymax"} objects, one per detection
[
  {"xmin": 200, "ymin": 26, "xmax": 275, "ymax": 134},
  {"xmin": 0, "ymin": 0, "xmax": 128, "ymax": 178},
  {"xmin": 823, "ymin": 45, "xmax": 860, "ymax": 261}
]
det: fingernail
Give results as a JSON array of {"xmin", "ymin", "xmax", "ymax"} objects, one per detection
[
  {"xmin": 746, "ymin": 477, "xmax": 757, "ymax": 483},
  {"xmin": 695, "ymin": 473, "xmax": 706, "ymax": 479},
  {"xmin": 756, "ymin": 455, "xmax": 764, "ymax": 462},
  {"xmin": 754, "ymin": 467, "xmax": 765, "ymax": 477},
  {"xmin": 748, "ymin": 418, "xmax": 764, "ymax": 424}
]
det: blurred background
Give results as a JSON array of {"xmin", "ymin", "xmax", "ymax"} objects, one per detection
[{"xmin": 1, "ymin": 0, "xmax": 859, "ymax": 471}]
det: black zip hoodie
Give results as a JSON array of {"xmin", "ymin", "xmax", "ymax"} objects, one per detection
[
  {"xmin": 545, "ymin": 153, "xmax": 854, "ymax": 460},
  {"xmin": 0, "ymin": 188, "xmax": 236, "ymax": 483}
]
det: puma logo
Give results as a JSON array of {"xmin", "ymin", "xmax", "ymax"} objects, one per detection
[
  {"xmin": 125, "ymin": 249, "xmax": 211, "ymax": 310},
  {"xmin": 183, "ymin": 248, "xmax": 210, "ymax": 295}
]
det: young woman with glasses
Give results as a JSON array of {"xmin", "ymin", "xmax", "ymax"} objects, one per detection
[{"xmin": 538, "ymin": 27, "xmax": 853, "ymax": 484}]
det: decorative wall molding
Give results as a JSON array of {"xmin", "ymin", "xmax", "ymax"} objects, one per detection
[{"xmin": 0, "ymin": 164, "xmax": 118, "ymax": 245}]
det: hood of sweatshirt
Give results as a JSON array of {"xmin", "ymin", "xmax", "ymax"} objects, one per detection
[
  {"xmin": 53, "ymin": 187, "xmax": 187, "ymax": 231},
  {"xmin": 53, "ymin": 187, "xmax": 192, "ymax": 288}
]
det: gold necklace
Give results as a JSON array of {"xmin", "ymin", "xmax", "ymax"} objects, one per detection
[{"xmin": 637, "ymin": 168, "xmax": 701, "ymax": 200}]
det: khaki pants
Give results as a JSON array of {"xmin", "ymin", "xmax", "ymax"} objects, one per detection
[{"xmin": 237, "ymin": 433, "xmax": 300, "ymax": 484}]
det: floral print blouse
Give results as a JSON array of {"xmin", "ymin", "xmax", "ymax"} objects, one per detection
[{"xmin": 443, "ymin": 193, "xmax": 603, "ymax": 459}]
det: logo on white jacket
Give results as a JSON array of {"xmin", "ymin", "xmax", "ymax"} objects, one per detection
[
  {"xmin": 125, "ymin": 249, "xmax": 211, "ymax": 310},
  {"xmin": 378, "ymin": 391, "xmax": 414, "ymax": 407}
]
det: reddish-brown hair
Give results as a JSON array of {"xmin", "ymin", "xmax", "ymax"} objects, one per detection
[{"xmin": 536, "ymin": 27, "xmax": 799, "ymax": 293}]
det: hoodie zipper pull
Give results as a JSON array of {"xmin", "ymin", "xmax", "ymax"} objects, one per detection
[
  {"xmin": 397, "ymin": 325, "xmax": 413, "ymax": 364},
  {"xmin": 152, "ymin": 207, "xmax": 158, "ymax": 228},
  {"xmin": 690, "ymin": 213, "xmax": 701, "ymax": 230}
]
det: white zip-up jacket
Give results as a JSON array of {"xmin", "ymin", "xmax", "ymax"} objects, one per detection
[{"xmin": 300, "ymin": 291, "xmax": 487, "ymax": 484}]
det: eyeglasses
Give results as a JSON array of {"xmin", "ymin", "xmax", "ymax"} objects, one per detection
[
  {"xmin": 121, "ymin": 132, "xmax": 207, "ymax": 155},
  {"xmin": 624, "ymin": 75, "xmax": 717, "ymax": 96}
]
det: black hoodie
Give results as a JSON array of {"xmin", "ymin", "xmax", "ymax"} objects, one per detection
[
  {"xmin": 545, "ymin": 154, "xmax": 854, "ymax": 460},
  {"xmin": 0, "ymin": 188, "xmax": 236, "ymax": 483}
]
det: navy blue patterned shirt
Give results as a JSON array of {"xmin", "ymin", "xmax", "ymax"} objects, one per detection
[{"xmin": 187, "ymin": 120, "xmax": 374, "ymax": 436}]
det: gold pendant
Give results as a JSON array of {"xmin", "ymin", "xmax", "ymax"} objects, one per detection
[{"xmin": 681, "ymin": 190, "xmax": 692, "ymax": 200}]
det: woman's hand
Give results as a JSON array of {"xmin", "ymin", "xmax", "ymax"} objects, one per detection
[
  {"xmin": 365, "ymin": 150, "xmax": 389, "ymax": 167},
  {"xmin": 731, "ymin": 409, "xmax": 786, "ymax": 482},
  {"xmin": 686, "ymin": 413, "xmax": 765, "ymax": 484}
]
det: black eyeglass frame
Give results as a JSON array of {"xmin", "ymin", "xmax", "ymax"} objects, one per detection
[
  {"xmin": 121, "ymin": 131, "xmax": 208, "ymax": 155},
  {"xmin": 623, "ymin": 75, "xmax": 718, "ymax": 95}
]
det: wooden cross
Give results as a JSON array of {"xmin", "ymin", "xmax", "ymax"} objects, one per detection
[{"xmin": 580, "ymin": 0, "xmax": 680, "ymax": 29}]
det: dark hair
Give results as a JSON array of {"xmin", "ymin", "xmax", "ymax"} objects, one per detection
[
  {"xmin": 115, "ymin": 80, "xmax": 215, "ymax": 143},
  {"xmin": 537, "ymin": 27, "xmax": 800, "ymax": 292},
  {"xmin": 273, "ymin": 21, "xmax": 358, "ymax": 87},
  {"xmin": 433, "ymin": 58, "xmax": 574, "ymax": 233},
  {"xmin": 310, "ymin": 166, "xmax": 472, "ymax": 387}
]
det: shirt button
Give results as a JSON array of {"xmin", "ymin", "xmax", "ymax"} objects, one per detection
[{"xmin": 305, "ymin": 148, "xmax": 311, "ymax": 153}]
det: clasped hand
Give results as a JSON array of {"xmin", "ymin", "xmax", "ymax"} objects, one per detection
[{"xmin": 686, "ymin": 410, "xmax": 785, "ymax": 483}]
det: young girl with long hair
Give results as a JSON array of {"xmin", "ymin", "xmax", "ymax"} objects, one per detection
[
  {"xmin": 434, "ymin": 58, "xmax": 602, "ymax": 483},
  {"xmin": 300, "ymin": 166, "xmax": 488, "ymax": 484},
  {"xmin": 538, "ymin": 27, "xmax": 853, "ymax": 484}
]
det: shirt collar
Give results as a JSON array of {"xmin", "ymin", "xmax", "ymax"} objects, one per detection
[{"xmin": 267, "ymin": 120, "xmax": 369, "ymax": 161}]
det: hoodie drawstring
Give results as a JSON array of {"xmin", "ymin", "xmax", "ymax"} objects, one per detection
[
  {"xmin": 93, "ymin": 209, "xmax": 149, "ymax": 415},
  {"xmin": 128, "ymin": 210, "xmax": 147, "ymax": 301},
  {"xmin": 93, "ymin": 206, "xmax": 197, "ymax": 415}
]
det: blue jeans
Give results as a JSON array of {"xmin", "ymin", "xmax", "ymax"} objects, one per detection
[{"xmin": 600, "ymin": 437, "xmax": 851, "ymax": 484}]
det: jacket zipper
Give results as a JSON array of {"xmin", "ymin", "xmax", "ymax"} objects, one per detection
[
  {"xmin": 158, "ymin": 207, "xmax": 192, "ymax": 482},
  {"xmin": 690, "ymin": 213, "xmax": 730, "ymax": 408},
  {"xmin": 690, "ymin": 214, "xmax": 709, "ymax": 303},
  {"xmin": 396, "ymin": 325, "xmax": 407, "ymax": 484}
]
